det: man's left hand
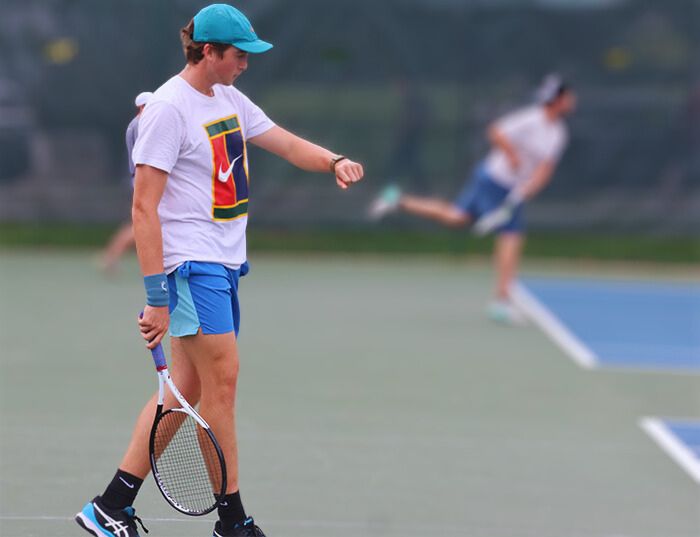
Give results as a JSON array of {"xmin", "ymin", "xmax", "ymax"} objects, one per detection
[{"xmin": 335, "ymin": 159, "xmax": 364, "ymax": 190}]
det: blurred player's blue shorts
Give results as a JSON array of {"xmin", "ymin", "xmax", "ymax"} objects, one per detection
[
  {"xmin": 167, "ymin": 261, "xmax": 249, "ymax": 337},
  {"xmin": 454, "ymin": 163, "xmax": 525, "ymax": 234}
]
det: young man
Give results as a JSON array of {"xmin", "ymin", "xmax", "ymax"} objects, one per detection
[
  {"xmin": 370, "ymin": 75, "xmax": 576, "ymax": 323},
  {"xmin": 76, "ymin": 4, "xmax": 363, "ymax": 537},
  {"xmin": 100, "ymin": 91, "xmax": 153, "ymax": 274}
]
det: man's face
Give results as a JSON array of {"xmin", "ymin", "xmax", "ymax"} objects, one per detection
[{"xmin": 206, "ymin": 45, "xmax": 248, "ymax": 86}]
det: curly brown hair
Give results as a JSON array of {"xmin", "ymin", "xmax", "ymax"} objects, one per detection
[{"xmin": 180, "ymin": 19, "xmax": 232, "ymax": 65}]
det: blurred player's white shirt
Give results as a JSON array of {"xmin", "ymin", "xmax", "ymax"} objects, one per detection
[
  {"xmin": 483, "ymin": 106, "xmax": 568, "ymax": 189},
  {"xmin": 132, "ymin": 76, "xmax": 274, "ymax": 273}
]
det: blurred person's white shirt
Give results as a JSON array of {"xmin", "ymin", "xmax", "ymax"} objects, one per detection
[
  {"xmin": 484, "ymin": 105, "xmax": 568, "ymax": 189},
  {"xmin": 132, "ymin": 75, "xmax": 274, "ymax": 273}
]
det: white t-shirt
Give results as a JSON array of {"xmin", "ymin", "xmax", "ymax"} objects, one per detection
[
  {"xmin": 132, "ymin": 76, "xmax": 275, "ymax": 273},
  {"xmin": 483, "ymin": 106, "xmax": 568, "ymax": 189}
]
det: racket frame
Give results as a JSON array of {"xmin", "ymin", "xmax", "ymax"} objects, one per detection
[
  {"xmin": 472, "ymin": 204, "xmax": 513, "ymax": 236},
  {"xmin": 147, "ymin": 343, "xmax": 227, "ymax": 516}
]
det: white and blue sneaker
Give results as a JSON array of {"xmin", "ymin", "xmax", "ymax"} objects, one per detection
[
  {"xmin": 213, "ymin": 517, "xmax": 266, "ymax": 536},
  {"xmin": 487, "ymin": 300, "xmax": 527, "ymax": 326},
  {"xmin": 75, "ymin": 496, "xmax": 148, "ymax": 536},
  {"xmin": 368, "ymin": 184, "xmax": 402, "ymax": 220}
]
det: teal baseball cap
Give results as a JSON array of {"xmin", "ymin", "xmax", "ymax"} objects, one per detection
[{"xmin": 193, "ymin": 3, "xmax": 273, "ymax": 54}]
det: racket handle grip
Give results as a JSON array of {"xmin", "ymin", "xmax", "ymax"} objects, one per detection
[
  {"xmin": 150, "ymin": 344, "xmax": 167, "ymax": 370},
  {"xmin": 139, "ymin": 311, "xmax": 168, "ymax": 370}
]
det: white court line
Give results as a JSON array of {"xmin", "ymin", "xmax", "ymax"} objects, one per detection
[
  {"xmin": 0, "ymin": 515, "xmax": 472, "ymax": 535},
  {"xmin": 640, "ymin": 417, "xmax": 700, "ymax": 484},
  {"xmin": 510, "ymin": 281, "xmax": 598, "ymax": 369},
  {"xmin": 5, "ymin": 515, "xmax": 697, "ymax": 537},
  {"xmin": 0, "ymin": 515, "xmax": 373, "ymax": 527},
  {"xmin": 1, "ymin": 516, "xmax": 688, "ymax": 537}
]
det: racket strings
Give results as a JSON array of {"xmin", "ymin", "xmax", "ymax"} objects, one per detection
[{"xmin": 152, "ymin": 411, "xmax": 224, "ymax": 514}]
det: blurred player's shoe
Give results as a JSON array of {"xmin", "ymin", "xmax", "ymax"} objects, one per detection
[
  {"xmin": 214, "ymin": 517, "xmax": 266, "ymax": 536},
  {"xmin": 75, "ymin": 496, "xmax": 148, "ymax": 536},
  {"xmin": 368, "ymin": 184, "xmax": 402, "ymax": 220},
  {"xmin": 487, "ymin": 300, "xmax": 527, "ymax": 326}
]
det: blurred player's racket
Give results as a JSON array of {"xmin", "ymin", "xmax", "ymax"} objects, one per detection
[
  {"xmin": 473, "ymin": 189, "xmax": 524, "ymax": 236},
  {"xmin": 145, "ymin": 334, "xmax": 226, "ymax": 515},
  {"xmin": 472, "ymin": 204, "xmax": 514, "ymax": 236}
]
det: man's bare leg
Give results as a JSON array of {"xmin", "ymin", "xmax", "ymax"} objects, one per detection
[
  {"xmin": 400, "ymin": 194, "xmax": 469, "ymax": 227},
  {"xmin": 493, "ymin": 232, "xmax": 524, "ymax": 300},
  {"xmin": 177, "ymin": 331, "xmax": 241, "ymax": 493}
]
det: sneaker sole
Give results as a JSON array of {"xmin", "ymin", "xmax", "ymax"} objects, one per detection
[{"xmin": 75, "ymin": 512, "xmax": 105, "ymax": 537}]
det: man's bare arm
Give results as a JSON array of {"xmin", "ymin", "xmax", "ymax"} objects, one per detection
[
  {"xmin": 132, "ymin": 164, "xmax": 169, "ymax": 348},
  {"xmin": 250, "ymin": 126, "xmax": 364, "ymax": 189},
  {"xmin": 519, "ymin": 160, "xmax": 555, "ymax": 201}
]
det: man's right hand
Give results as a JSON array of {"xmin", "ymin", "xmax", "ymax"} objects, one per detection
[
  {"xmin": 139, "ymin": 305, "xmax": 170, "ymax": 349},
  {"xmin": 506, "ymin": 150, "xmax": 521, "ymax": 171}
]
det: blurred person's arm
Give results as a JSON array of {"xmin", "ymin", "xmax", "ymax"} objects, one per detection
[
  {"xmin": 250, "ymin": 125, "xmax": 363, "ymax": 189},
  {"xmin": 126, "ymin": 121, "xmax": 138, "ymax": 176},
  {"xmin": 515, "ymin": 160, "xmax": 556, "ymax": 202},
  {"xmin": 126, "ymin": 127, "xmax": 134, "ymax": 154},
  {"xmin": 132, "ymin": 164, "xmax": 169, "ymax": 347},
  {"xmin": 473, "ymin": 159, "xmax": 556, "ymax": 236}
]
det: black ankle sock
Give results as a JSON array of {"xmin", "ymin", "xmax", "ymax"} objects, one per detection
[
  {"xmin": 218, "ymin": 491, "xmax": 246, "ymax": 530},
  {"xmin": 102, "ymin": 469, "xmax": 144, "ymax": 510}
]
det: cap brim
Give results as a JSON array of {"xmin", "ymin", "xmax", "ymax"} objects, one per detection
[{"xmin": 233, "ymin": 39, "xmax": 273, "ymax": 54}]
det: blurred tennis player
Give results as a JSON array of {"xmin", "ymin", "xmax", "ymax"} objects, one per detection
[
  {"xmin": 370, "ymin": 75, "xmax": 576, "ymax": 324},
  {"xmin": 99, "ymin": 91, "xmax": 153, "ymax": 274},
  {"xmin": 76, "ymin": 3, "xmax": 363, "ymax": 537}
]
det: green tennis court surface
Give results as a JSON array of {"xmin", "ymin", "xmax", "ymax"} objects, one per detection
[{"xmin": 1, "ymin": 251, "xmax": 698, "ymax": 537}]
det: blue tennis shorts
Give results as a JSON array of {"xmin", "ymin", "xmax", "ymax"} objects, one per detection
[
  {"xmin": 167, "ymin": 261, "xmax": 249, "ymax": 337},
  {"xmin": 454, "ymin": 164, "xmax": 525, "ymax": 234}
]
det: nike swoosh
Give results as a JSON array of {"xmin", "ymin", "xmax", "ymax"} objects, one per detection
[
  {"xmin": 217, "ymin": 154, "xmax": 243, "ymax": 183},
  {"xmin": 118, "ymin": 476, "xmax": 135, "ymax": 489}
]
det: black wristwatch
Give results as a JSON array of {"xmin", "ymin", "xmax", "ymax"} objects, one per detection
[{"xmin": 329, "ymin": 155, "xmax": 347, "ymax": 173}]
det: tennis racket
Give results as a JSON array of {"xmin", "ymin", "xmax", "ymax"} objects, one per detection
[
  {"xmin": 146, "ymin": 339, "xmax": 227, "ymax": 515},
  {"xmin": 472, "ymin": 204, "xmax": 514, "ymax": 236},
  {"xmin": 473, "ymin": 189, "xmax": 524, "ymax": 236}
]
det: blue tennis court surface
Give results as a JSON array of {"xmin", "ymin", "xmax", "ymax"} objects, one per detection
[
  {"xmin": 512, "ymin": 278, "xmax": 700, "ymax": 372},
  {"xmin": 641, "ymin": 418, "xmax": 700, "ymax": 483}
]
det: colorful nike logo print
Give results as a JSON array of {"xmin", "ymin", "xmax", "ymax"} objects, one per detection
[
  {"xmin": 204, "ymin": 114, "xmax": 249, "ymax": 221},
  {"xmin": 217, "ymin": 154, "xmax": 243, "ymax": 183}
]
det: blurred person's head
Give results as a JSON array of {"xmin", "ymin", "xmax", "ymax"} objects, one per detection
[
  {"xmin": 134, "ymin": 91, "xmax": 153, "ymax": 115},
  {"xmin": 180, "ymin": 4, "xmax": 272, "ymax": 86},
  {"xmin": 536, "ymin": 74, "xmax": 576, "ymax": 118}
]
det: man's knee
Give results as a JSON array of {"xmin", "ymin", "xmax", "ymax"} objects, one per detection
[
  {"xmin": 205, "ymin": 346, "xmax": 239, "ymax": 404},
  {"xmin": 216, "ymin": 360, "xmax": 239, "ymax": 391},
  {"xmin": 180, "ymin": 331, "xmax": 240, "ymax": 406},
  {"xmin": 446, "ymin": 209, "xmax": 469, "ymax": 227}
]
